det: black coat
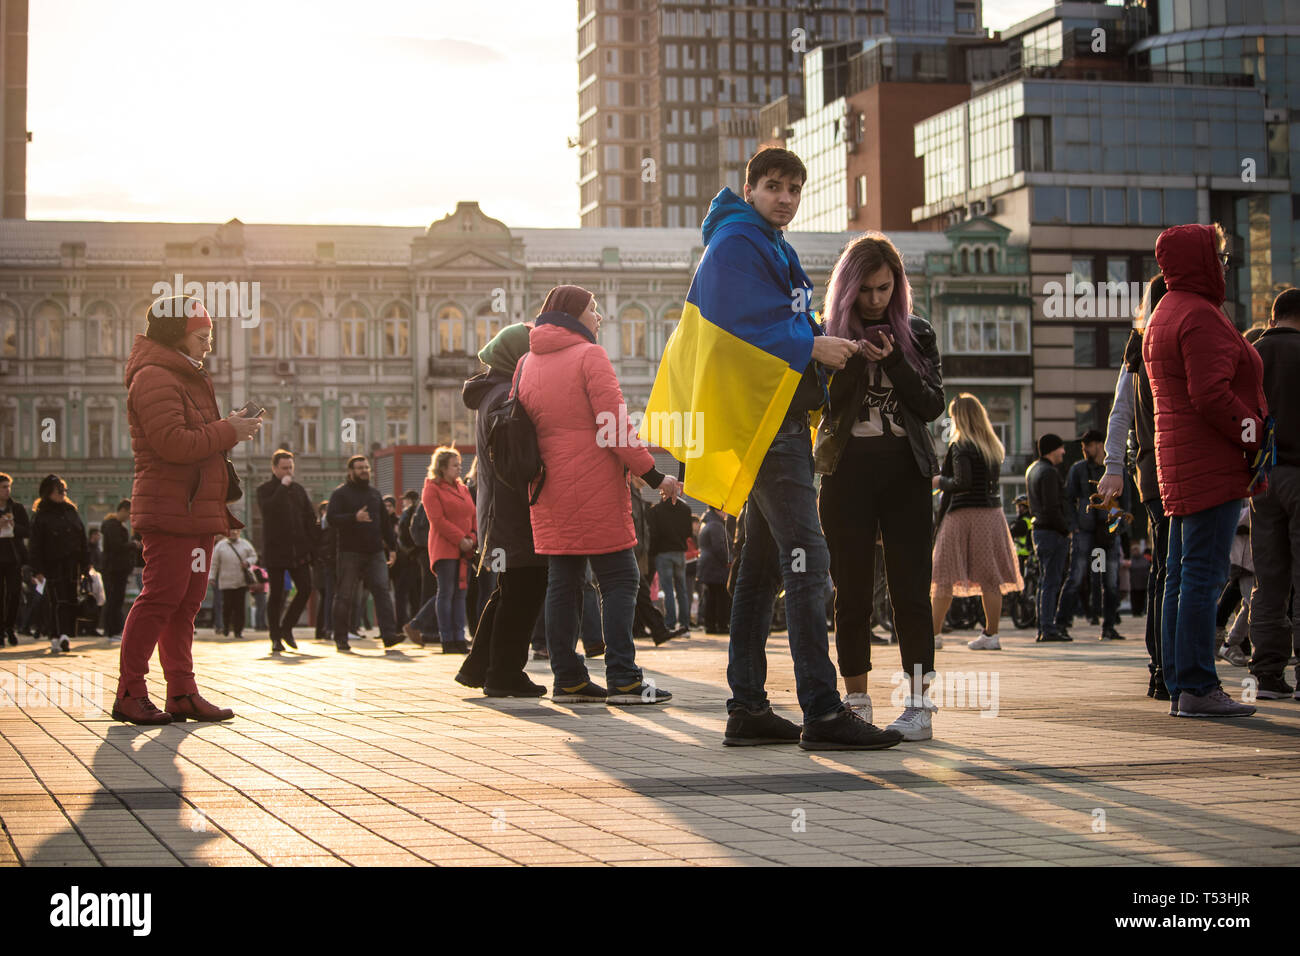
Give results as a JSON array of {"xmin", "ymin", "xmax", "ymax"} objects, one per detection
[
  {"xmin": 100, "ymin": 514, "xmax": 133, "ymax": 576},
  {"xmin": 0, "ymin": 499, "xmax": 29, "ymax": 566},
  {"xmin": 696, "ymin": 510, "xmax": 730, "ymax": 584},
  {"xmin": 257, "ymin": 477, "xmax": 320, "ymax": 568},
  {"xmin": 815, "ymin": 315, "xmax": 945, "ymax": 479},
  {"xmin": 463, "ymin": 368, "xmax": 544, "ymax": 569},
  {"xmin": 326, "ymin": 480, "xmax": 395, "ymax": 555},
  {"xmin": 648, "ymin": 499, "xmax": 693, "ymax": 555},
  {"xmin": 28, "ymin": 500, "xmax": 88, "ymax": 576},
  {"xmin": 1026, "ymin": 457, "xmax": 1069, "ymax": 536},
  {"xmin": 938, "ymin": 441, "xmax": 1001, "ymax": 511}
]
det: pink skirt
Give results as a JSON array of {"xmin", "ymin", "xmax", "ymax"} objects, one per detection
[{"xmin": 931, "ymin": 506, "xmax": 1024, "ymax": 598}]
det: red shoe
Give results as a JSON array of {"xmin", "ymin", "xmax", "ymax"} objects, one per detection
[
  {"xmin": 111, "ymin": 695, "xmax": 174, "ymax": 725},
  {"xmin": 166, "ymin": 693, "xmax": 234, "ymax": 722}
]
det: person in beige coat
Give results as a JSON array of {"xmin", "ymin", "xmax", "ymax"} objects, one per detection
[{"xmin": 211, "ymin": 530, "xmax": 258, "ymax": 640}]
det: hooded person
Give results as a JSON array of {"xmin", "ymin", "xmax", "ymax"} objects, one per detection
[
  {"xmin": 451, "ymin": 322, "xmax": 552, "ymax": 695},
  {"xmin": 1143, "ymin": 223, "xmax": 1268, "ymax": 718},
  {"xmin": 515, "ymin": 285, "xmax": 679, "ymax": 704},
  {"xmin": 113, "ymin": 294, "xmax": 262, "ymax": 724}
]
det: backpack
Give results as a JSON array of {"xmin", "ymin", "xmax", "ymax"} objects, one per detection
[
  {"xmin": 485, "ymin": 354, "xmax": 546, "ymax": 506},
  {"xmin": 410, "ymin": 502, "xmax": 430, "ymax": 548}
]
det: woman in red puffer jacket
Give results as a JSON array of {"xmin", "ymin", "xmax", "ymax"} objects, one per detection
[
  {"xmin": 114, "ymin": 295, "xmax": 262, "ymax": 726},
  {"xmin": 516, "ymin": 285, "xmax": 681, "ymax": 704},
  {"xmin": 1142, "ymin": 223, "xmax": 1267, "ymax": 718}
]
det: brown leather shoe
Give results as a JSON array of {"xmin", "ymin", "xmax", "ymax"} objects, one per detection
[
  {"xmin": 111, "ymin": 695, "xmax": 174, "ymax": 725},
  {"xmin": 403, "ymin": 622, "xmax": 424, "ymax": 647},
  {"xmin": 166, "ymin": 693, "xmax": 234, "ymax": 722}
]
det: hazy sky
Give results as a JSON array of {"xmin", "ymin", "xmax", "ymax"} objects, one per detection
[{"xmin": 30, "ymin": 0, "xmax": 1056, "ymax": 228}]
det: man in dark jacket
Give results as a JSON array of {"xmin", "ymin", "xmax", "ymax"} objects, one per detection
[
  {"xmin": 327, "ymin": 455, "xmax": 402, "ymax": 652},
  {"xmin": 649, "ymin": 496, "xmax": 694, "ymax": 636},
  {"xmin": 1056, "ymin": 429, "xmax": 1128, "ymax": 640},
  {"xmin": 99, "ymin": 498, "xmax": 133, "ymax": 641},
  {"xmin": 311, "ymin": 500, "xmax": 336, "ymax": 641},
  {"xmin": 0, "ymin": 473, "xmax": 30, "ymax": 645},
  {"xmin": 697, "ymin": 505, "xmax": 731, "ymax": 633},
  {"xmin": 453, "ymin": 323, "xmax": 548, "ymax": 694},
  {"xmin": 257, "ymin": 449, "xmax": 318, "ymax": 652},
  {"xmin": 1027, "ymin": 433, "xmax": 1071, "ymax": 642},
  {"xmin": 1247, "ymin": 288, "xmax": 1300, "ymax": 699}
]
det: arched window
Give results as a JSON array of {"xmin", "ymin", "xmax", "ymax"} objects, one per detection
[
  {"xmin": 290, "ymin": 302, "xmax": 320, "ymax": 357},
  {"xmin": 33, "ymin": 302, "xmax": 64, "ymax": 358},
  {"xmin": 84, "ymin": 301, "xmax": 117, "ymax": 357},
  {"xmin": 249, "ymin": 306, "xmax": 275, "ymax": 356},
  {"xmin": 437, "ymin": 304, "xmax": 466, "ymax": 355},
  {"xmin": 475, "ymin": 303, "xmax": 505, "ymax": 355},
  {"xmin": 338, "ymin": 300, "xmax": 368, "ymax": 358},
  {"xmin": 382, "ymin": 302, "xmax": 411, "ymax": 358},
  {"xmin": 0, "ymin": 301, "xmax": 18, "ymax": 358},
  {"xmin": 620, "ymin": 305, "xmax": 647, "ymax": 358}
]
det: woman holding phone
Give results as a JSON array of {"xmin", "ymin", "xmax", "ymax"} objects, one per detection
[{"xmin": 814, "ymin": 233, "xmax": 945, "ymax": 741}]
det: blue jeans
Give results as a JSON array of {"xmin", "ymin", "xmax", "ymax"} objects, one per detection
[
  {"xmin": 545, "ymin": 549, "xmax": 641, "ymax": 690},
  {"xmin": 433, "ymin": 558, "xmax": 467, "ymax": 644},
  {"xmin": 655, "ymin": 551, "xmax": 689, "ymax": 630},
  {"xmin": 578, "ymin": 562, "xmax": 603, "ymax": 652},
  {"xmin": 727, "ymin": 413, "xmax": 841, "ymax": 721},
  {"xmin": 1033, "ymin": 528, "xmax": 1068, "ymax": 637},
  {"xmin": 332, "ymin": 550, "xmax": 397, "ymax": 644},
  {"xmin": 1162, "ymin": 499, "xmax": 1239, "ymax": 701}
]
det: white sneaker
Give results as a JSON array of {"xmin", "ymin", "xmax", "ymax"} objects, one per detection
[
  {"xmin": 58, "ymin": 635, "xmax": 70, "ymax": 652},
  {"xmin": 887, "ymin": 704, "xmax": 933, "ymax": 741},
  {"xmin": 843, "ymin": 692, "xmax": 872, "ymax": 724},
  {"xmin": 347, "ymin": 632, "xmax": 362, "ymax": 642},
  {"xmin": 49, "ymin": 637, "xmax": 61, "ymax": 654},
  {"xmin": 933, "ymin": 633, "xmax": 944, "ymax": 650},
  {"xmin": 967, "ymin": 631, "xmax": 1001, "ymax": 650}
]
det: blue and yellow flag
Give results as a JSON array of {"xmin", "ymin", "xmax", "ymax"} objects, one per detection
[{"xmin": 640, "ymin": 187, "xmax": 822, "ymax": 515}]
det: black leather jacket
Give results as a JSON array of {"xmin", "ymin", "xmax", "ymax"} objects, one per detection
[{"xmin": 814, "ymin": 316, "xmax": 944, "ymax": 478}]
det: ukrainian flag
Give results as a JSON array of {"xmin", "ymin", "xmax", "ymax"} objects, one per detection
[{"xmin": 641, "ymin": 187, "xmax": 822, "ymax": 515}]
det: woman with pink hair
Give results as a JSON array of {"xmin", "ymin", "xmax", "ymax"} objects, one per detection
[{"xmin": 814, "ymin": 233, "xmax": 945, "ymax": 741}]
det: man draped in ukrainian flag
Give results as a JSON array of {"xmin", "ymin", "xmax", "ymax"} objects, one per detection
[{"xmin": 640, "ymin": 147, "xmax": 903, "ymax": 751}]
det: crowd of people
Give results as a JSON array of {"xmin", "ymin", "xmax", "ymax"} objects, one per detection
[{"xmin": 2, "ymin": 147, "xmax": 1296, "ymax": 745}]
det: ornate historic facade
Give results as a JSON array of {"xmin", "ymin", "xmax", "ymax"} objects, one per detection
[{"xmin": 0, "ymin": 202, "xmax": 1027, "ymax": 538}]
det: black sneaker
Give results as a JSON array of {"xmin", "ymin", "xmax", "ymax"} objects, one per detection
[
  {"xmin": 551, "ymin": 680, "xmax": 607, "ymax": 703},
  {"xmin": 1101, "ymin": 628, "xmax": 1124, "ymax": 641},
  {"xmin": 484, "ymin": 674, "xmax": 547, "ymax": 698},
  {"xmin": 607, "ymin": 680, "xmax": 672, "ymax": 705},
  {"xmin": 651, "ymin": 630, "xmax": 676, "ymax": 646},
  {"xmin": 799, "ymin": 708, "xmax": 904, "ymax": 751},
  {"xmin": 454, "ymin": 667, "xmax": 486, "ymax": 689},
  {"xmin": 1254, "ymin": 674, "xmax": 1295, "ymax": 699},
  {"xmin": 723, "ymin": 707, "xmax": 801, "ymax": 746},
  {"xmin": 282, "ymin": 631, "xmax": 298, "ymax": 650},
  {"xmin": 1035, "ymin": 632, "xmax": 1073, "ymax": 643}
]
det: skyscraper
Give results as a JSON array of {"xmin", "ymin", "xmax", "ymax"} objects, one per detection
[{"xmin": 575, "ymin": 0, "xmax": 984, "ymax": 228}]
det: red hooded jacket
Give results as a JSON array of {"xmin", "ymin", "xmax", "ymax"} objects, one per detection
[
  {"xmin": 1142, "ymin": 224, "xmax": 1268, "ymax": 516},
  {"xmin": 421, "ymin": 476, "xmax": 476, "ymax": 589},
  {"xmin": 124, "ymin": 334, "xmax": 242, "ymax": 536}
]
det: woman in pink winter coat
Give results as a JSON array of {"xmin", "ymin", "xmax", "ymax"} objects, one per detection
[
  {"xmin": 417, "ymin": 446, "xmax": 477, "ymax": 654},
  {"xmin": 517, "ymin": 285, "xmax": 681, "ymax": 704}
]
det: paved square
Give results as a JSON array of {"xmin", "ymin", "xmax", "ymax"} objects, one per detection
[{"xmin": 2, "ymin": 619, "xmax": 1298, "ymax": 866}]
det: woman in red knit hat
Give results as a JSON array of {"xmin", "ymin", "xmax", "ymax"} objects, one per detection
[{"xmin": 113, "ymin": 294, "xmax": 261, "ymax": 725}]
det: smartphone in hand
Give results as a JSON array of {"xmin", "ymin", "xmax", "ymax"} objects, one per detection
[{"xmin": 235, "ymin": 400, "xmax": 265, "ymax": 418}]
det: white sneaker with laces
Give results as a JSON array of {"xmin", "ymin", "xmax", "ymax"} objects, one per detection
[
  {"xmin": 843, "ymin": 692, "xmax": 872, "ymax": 724},
  {"xmin": 58, "ymin": 634, "xmax": 70, "ymax": 652},
  {"xmin": 933, "ymin": 633, "xmax": 944, "ymax": 650},
  {"xmin": 887, "ymin": 702, "xmax": 934, "ymax": 741},
  {"xmin": 348, "ymin": 632, "xmax": 362, "ymax": 642},
  {"xmin": 968, "ymin": 631, "xmax": 1001, "ymax": 650},
  {"xmin": 49, "ymin": 637, "xmax": 61, "ymax": 653}
]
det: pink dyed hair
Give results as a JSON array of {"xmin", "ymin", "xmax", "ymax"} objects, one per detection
[{"xmin": 823, "ymin": 232, "xmax": 928, "ymax": 376}]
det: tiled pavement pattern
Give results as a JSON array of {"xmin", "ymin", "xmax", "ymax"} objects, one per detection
[{"xmin": 1, "ymin": 620, "xmax": 1298, "ymax": 867}]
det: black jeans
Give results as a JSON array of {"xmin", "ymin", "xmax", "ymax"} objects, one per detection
[
  {"xmin": 702, "ymin": 582, "xmax": 729, "ymax": 632},
  {"xmin": 101, "ymin": 568, "xmax": 129, "ymax": 637},
  {"xmin": 0, "ymin": 562, "xmax": 20, "ymax": 634},
  {"xmin": 819, "ymin": 435, "xmax": 933, "ymax": 680},
  {"xmin": 1144, "ymin": 498, "xmax": 1169, "ymax": 685},
  {"xmin": 221, "ymin": 587, "xmax": 248, "ymax": 636},
  {"xmin": 333, "ymin": 551, "xmax": 397, "ymax": 646},
  {"xmin": 459, "ymin": 566, "xmax": 548, "ymax": 687},
  {"xmin": 267, "ymin": 563, "xmax": 313, "ymax": 642},
  {"xmin": 41, "ymin": 559, "xmax": 81, "ymax": 638},
  {"xmin": 1248, "ymin": 465, "xmax": 1300, "ymax": 679}
]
